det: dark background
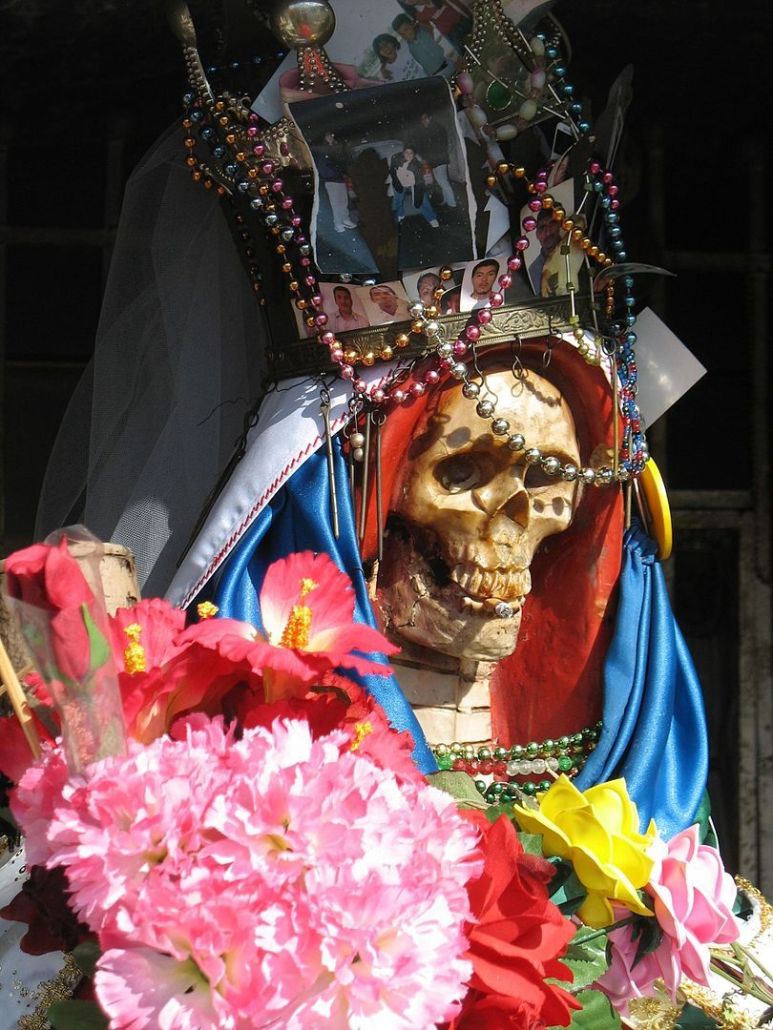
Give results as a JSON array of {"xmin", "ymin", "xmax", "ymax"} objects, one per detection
[{"xmin": 1, "ymin": 0, "xmax": 771, "ymax": 883}]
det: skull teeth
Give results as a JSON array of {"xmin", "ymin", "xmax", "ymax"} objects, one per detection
[{"xmin": 450, "ymin": 563, "xmax": 531, "ymax": 602}]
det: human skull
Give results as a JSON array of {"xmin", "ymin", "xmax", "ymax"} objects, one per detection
[{"xmin": 376, "ymin": 367, "xmax": 581, "ymax": 662}]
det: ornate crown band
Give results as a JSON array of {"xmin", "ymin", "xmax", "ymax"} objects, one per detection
[{"xmin": 267, "ymin": 293, "xmax": 597, "ymax": 379}]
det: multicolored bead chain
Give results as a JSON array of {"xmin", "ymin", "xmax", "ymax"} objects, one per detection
[
  {"xmin": 431, "ymin": 721, "xmax": 602, "ymax": 803},
  {"xmin": 178, "ymin": 19, "xmax": 648, "ymax": 481}
]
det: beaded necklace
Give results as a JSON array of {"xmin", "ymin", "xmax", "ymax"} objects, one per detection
[
  {"xmin": 172, "ymin": 0, "xmax": 650, "ymax": 540},
  {"xmin": 431, "ymin": 720, "xmax": 602, "ymax": 804}
]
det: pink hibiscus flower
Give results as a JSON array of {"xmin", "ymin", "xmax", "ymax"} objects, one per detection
[{"xmin": 190, "ymin": 552, "xmax": 398, "ymax": 702}]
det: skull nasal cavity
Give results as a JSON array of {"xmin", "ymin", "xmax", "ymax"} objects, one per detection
[{"xmin": 472, "ymin": 478, "xmax": 530, "ymax": 527}]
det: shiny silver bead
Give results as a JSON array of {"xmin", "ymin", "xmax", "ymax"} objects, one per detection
[
  {"xmin": 507, "ymin": 433, "xmax": 526, "ymax": 451},
  {"xmin": 352, "ymin": 447, "xmax": 365, "ymax": 462},
  {"xmin": 300, "ymin": 244, "xmax": 312, "ymax": 257},
  {"xmin": 349, "ymin": 432, "xmax": 365, "ymax": 449},
  {"xmin": 476, "ymin": 399, "xmax": 495, "ymax": 419},
  {"xmin": 561, "ymin": 463, "xmax": 578, "ymax": 482},
  {"xmin": 425, "ymin": 320, "xmax": 440, "ymax": 335},
  {"xmin": 237, "ymin": 180, "xmax": 250, "ymax": 192},
  {"xmin": 597, "ymin": 466, "xmax": 615, "ymax": 486},
  {"xmin": 523, "ymin": 448, "xmax": 542, "ymax": 464},
  {"xmin": 451, "ymin": 362, "xmax": 467, "ymax": 379},
  {"xmin": 281, "ymin": 228, "xmax": 295, "ymax": 242},
  {"xmin": 410, "ymin": 301, "xmax": 425, "ymax": 317},
  {"xmin": 250, "ymin": 197, "xmax": 264, "ymax": 210},
  {"xmin": 338, "ymin": 272, "xmax": 352, "ymax": 282},
  {"xmin": 462, "ymin": 381, "xmax": 480, "ymax": 399},
  {"xmin": 617, "ymin": 466, "xmax": 630, "ymax": 482},
  {"xmin": 542, "ymin": 456, "xmax": 561, "ymax": 476},
  {"xmin": 495, "ymin": 601, "xmax": 515, "ymax": 618},
  {"xmin": 437, "ymin": 341, "xmax": 454, "ymax": 358},
  {"xmin": 491, "ymin": 418, "xmax": 510, "ymax": 436},
  {"xmin": 580, "ymin": 467, "xmax": 596, "ymax": 485},
  {"xmin": 265, "ymin": 213, "xmax": 278, "ymax": 227}
]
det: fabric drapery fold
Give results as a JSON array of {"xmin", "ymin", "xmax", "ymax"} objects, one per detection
[
  {"xmin": 214, "ymin": 439, "xmax": 437, "ymax": 774},
  {"xmin": 576, "ymin": 524, "xmax": 708, "ymax": 838}
]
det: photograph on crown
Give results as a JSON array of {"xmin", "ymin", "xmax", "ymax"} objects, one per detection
[
  {"xmin": 253, "ymin": 0, "xmax": 472, "ymax": 124},
  {"xmin": 403, "ymin": 265, "xmax": 463, "ymax": 314},
  {"xmin": 290, "ymin": 77, "xmax": 476, "ymax": 282},
  {"xmin": 521, "ymin": 177, "xmax": 586, "ymax": 298},
  {"xmin": 319, "ymin": 282, "xmax": 371, "ymax": 334}
]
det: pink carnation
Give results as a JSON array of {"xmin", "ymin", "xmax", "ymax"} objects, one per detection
[
  {"xmin": 11, "ymin": 742, "xmax": 69, "ymax": 866},
  {"xmin": 15, "ymin": 717, "xmax": 482, "ymax": 1028},
  {"xmin": 598, "ymin": 825, "xmax": 741, "ymax": 1014}
]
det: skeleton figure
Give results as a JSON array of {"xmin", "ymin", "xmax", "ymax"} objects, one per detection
[{"xmin": 375, "ymin": 365, "xmax": 582, "ymax": 743}]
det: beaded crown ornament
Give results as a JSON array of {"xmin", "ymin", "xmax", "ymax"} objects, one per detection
[{"xmin": 168, "ymin": 0, "xmax": 650, "ymax": 516}]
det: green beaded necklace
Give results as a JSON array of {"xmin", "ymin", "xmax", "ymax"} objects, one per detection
[{"xmin": 430, "ymin": 721, "xmax": 602, "ymax": 805}]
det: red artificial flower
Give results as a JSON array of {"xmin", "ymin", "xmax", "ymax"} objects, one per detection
[
  {"xmin": 189, "ymin": 552, "xmax": 398, "ymax": 702},
  {"xmin": 448, "ymin": 814, "xmax": 580, "ymax": 1030},
  {"xmin": 237, "ymin": 674, "xmax": 422, "ymax": 782},
  {"xmin": 108, "ymin": 598, "xmax": 186, "ymax": 674}
]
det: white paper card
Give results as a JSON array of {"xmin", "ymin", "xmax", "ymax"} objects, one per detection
[{"xmin": 633, "ymin": 306, "xmax": 706, "ymax": 427}]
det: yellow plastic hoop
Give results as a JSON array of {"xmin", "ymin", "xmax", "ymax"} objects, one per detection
[{"xmin": 639, "ymin": 458, "xmax": 672, "ymax": 560}]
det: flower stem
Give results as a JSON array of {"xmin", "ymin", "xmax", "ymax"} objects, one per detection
[{"xmin": 576, "ymin": 915, "xmax": 638, "ymax": 945}]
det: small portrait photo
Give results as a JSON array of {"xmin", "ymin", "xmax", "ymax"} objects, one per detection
[
  {"xmin": 291, "ymin": 77, "xmax": 475, "ymax": 281},
  {"xmin": 363, "ymin": 281, "xmax": 413, "ymax": 325},
  {"xmin": 402, "ymin": 264, "xmax": 464, "ymax": 313},
  {"xmin": 522, "ymin": 177, "xmax": 584, "ymax": 298},
  {"xmin": 319, "ymin": 282, "xmax": 371, "ymax": 334},
  {"xmin": 460, "ymin": 257, "xmax": 502, "ymax": 311},
  {"xmin": 403, "ymin": 267, "xmax": 443, "ymax": 307}
]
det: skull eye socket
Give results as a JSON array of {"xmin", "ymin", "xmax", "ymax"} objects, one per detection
[
  {"xmin": 434, "ymin": 452, "xmax": 494, "ymax": 493},
  {"xmin": 524, "ymin": 464, "xmax": 556, "ymax": 491}
]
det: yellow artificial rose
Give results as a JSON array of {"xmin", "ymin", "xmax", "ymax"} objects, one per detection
[{"xmin": 514, "ymin": 775, "xmax": 657, "ymax": 928}]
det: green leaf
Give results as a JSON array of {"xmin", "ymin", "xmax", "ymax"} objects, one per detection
[
  {"xmin": 733, "ymin": 887, "xmax": 754, "ymax": 923},
  {"xmin": 484, "ymin": 801, "xmax": 516, "ymax": 823},
  {"xmin": 630, "ymin": 912, "xmax": 663, "ymax": 967},
  {"xmin": 548, "ymin": 859, "xmax": 587, "ymax": 915},
  {"xmin": 47, "ymin": 999, "xmax": 109, "ymax": 1030},
  {"xmin": 516, "ymin": 830, "xmax": 545, "ymax": 855},
  {"xmin": 563, "ymin": 988, "xmax": 621, "ymax": 1030},
  {"xmin": 674, "ymin": 1002, "xmax": 721, "ymax": 1028},
  {"xmin": 426, "ymin": 771, "xmax": 488, "ymax": 810},
  {"xmin": 71, "ymin": 940, "xmax": 101, "ymax": 977},
  {"xmin": 81, "ymin": 603, "xmax": 112, "ymax": 674},
  {"xmin": 560, "ymin": 924, "xmax": 611, "ymax": 989}
]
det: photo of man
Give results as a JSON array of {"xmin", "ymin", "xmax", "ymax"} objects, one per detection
[
  {"xmin": 391, "ymin": 15, "xmax": 451, "ymax": 76},
  {"xmin": 313, "ymin": 131, "xmax": 357, "ymax": 234},
  {"xmin": 418, "ymin": 110, "xmax": 457, "ymax": 209},
  {"xmin": 528, "ymin": 208, "xmax": 563, "ymax": 296},
  {"xmin": 416, "ymin": 271, "xmax": 441, "ymax": 305},
  {"xmin": 366, "ymin": 282, "xmax": 413, "ymax": 324},
  {"xmin": 390, "ymin": 144, "xmax": 440, "ymax": 227},
  {"xmin": 462, "ymin": 257, "xmax": 500, "ymax": 309},
  {"xmin": 522, "ymin": 178, "xmax": 582, "ymax": 297},
  {"xmin": 326, "ymin": 284, "xmax": 369, "ymax": 332}
]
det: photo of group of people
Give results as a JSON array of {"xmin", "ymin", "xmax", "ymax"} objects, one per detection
[{"xmin": 291, "ymin": 77, "xmax": 475, "ymax": 280}]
